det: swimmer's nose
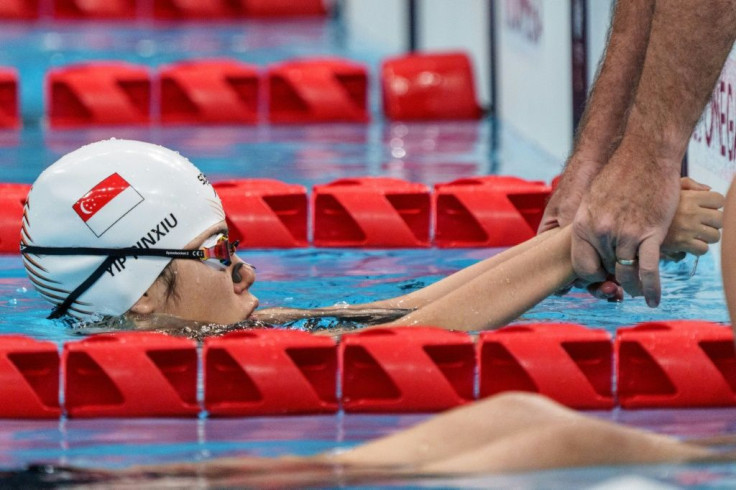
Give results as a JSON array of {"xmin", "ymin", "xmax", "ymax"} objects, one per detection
[
  {"xmin": 232, "ymin": 262, "xmax": 244, "ymax": 283},
  {"xmin": 232, "ymin": 260, "xmax": 256, "ymax": 290}
]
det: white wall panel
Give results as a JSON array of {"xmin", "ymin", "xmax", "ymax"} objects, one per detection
[
  {"xmin": 688, "ymin": 45, "xmax": 736, "ymax": 196},
  {"xmin": 497, "ymin": 0, "xmax": 572, "ymax": 162},
  {"xmin": 342, "ymin": 0, "xmax": 407, "ymax": 57},
  {"xmin": 418, "ymin": 0, "xmax": 491, "ymax": 106},
  {"xmin": 586, "ymin": 0, "xmax": 614, "ymax": 88}
]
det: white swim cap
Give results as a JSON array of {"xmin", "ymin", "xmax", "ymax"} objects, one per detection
[{"xmin": 21, "ymin": 139, "xmax": 225, "ymax": 320}]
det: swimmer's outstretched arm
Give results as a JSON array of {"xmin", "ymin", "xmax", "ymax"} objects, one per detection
[
  {"xmin": 379, "ymin": 226, "xmax": 575, "ymax": 331},
  {"xmin": 366, "ymin": 227, "xmax": 563, "ymax": 310},
  {"xmin": 250, "ymin": 230, "xmax": 560, "ymax": 325}
]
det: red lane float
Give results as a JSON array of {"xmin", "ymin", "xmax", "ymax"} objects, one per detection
[
  {"xmin": 241, "ymin": 0, "xmax": 327, "ymax": 17},
  {"xmin": 382, "ymin": 52, "xmax": 482, "ymax": 121},
  {"xmin": 64, "ymin": 333, "xmax": 199, "ymax": 417},
  {"xmin": 435, "ymin": 176, "xmax": 551, "ymax": 247},
  {"xmin": 0, "ymin": 336, "xmax": 60, "ymax": 418},
  {"xmin": 153, "ymin": 0, "xmax": 241, "ymax": 19},
  {"xmin": 204, "ymin": 330, "xmax": 337, "ymax": 416},
  {"xmin": 0, "ymin": 0, "xmax": 39, "ymax": 19},
  {"xmin": 479, "ymin": 323, "xmax": 613, "ymax": 409},
  {"xmin": 159, "ymin": 60, "xmax": 259, "ymax": 125},
  {"xmin": 341, "ymin": 327, "xmax": 475, "ymax": 412},
  {"xmin": 0, "ymin": 183, "xmax": 30, "ymax": 253},
  {"xmin": 53, "ymin": 0, "xmax": 137, "ymax": 19},
  {"xmin": 214, "ymin": 179, "xmax": 308, "ymax": 248},
  {"xmin": 617, "ymin": 321, "xmax": 736, "ymax": 408},
  {"xmin": 266, "ymin": 58, "xmax": 369, "ymax": 123},
  {"xmin": 313, "ymin": 177, "xmax": 431, "ymax": 247},
  {"xmin": 0, "ymin": 68, "xmax": 20, "ymax": 129},
  {"xmin": 47, "ymin": 62, "xmax": 151, "ymax": 127}
]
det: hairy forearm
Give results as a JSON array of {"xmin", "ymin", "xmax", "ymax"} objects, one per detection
[
  {"xmin": 573, "ymin": 0, "xmax": 655, "ymax": 164},
  {"xmin": 624, "ymin": 0, "xmax": 736, "ymax": 164},
  {"xmin": 540, "ymin": 0, "xmax": 657, "ymax": 231},
  {"xmin": 380, "ymin": 228, "xmax": 575, "ymax": 331}
]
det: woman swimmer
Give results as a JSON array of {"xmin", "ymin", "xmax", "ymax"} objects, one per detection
[{"xmin": 20, "ymin": 139, "xmax": 724, "ymax": 334}]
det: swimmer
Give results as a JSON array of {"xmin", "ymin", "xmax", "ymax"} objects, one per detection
[
  {"xmin": 20, "ymin": 139, "xmax": 724, "ymax": 333},
  {"xmin": 4, "ymin": 391, "xmax": 731, "ymax": 486}
]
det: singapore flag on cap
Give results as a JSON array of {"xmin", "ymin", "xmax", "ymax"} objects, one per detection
[{"xmin": 73, "ymin": 173, "xmax": 144, "ymax": 237}]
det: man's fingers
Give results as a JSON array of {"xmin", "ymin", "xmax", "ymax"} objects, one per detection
[
  {"xmin": 571, "ymin": 237, "xmax": 608, "ymax": 283},
  {"xmin": 538, "ymin": 217, "xmax": 561, "ymax": 234},
  {"xmin": 638, "ymin": 238, "xmax": 662, "ymax": 308},
  {"xmin": 594, "ymin": 229, "xmax": 617, "ymax": 274},
  {"xmin": 614, "ymin": 242, "xmax": 642, "ymax": 298}
]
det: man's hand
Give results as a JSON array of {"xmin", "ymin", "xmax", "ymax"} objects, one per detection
[
  {"xmin": 571, "ymin": 144, "xmax": 681, "ymax": 307},
  {"xmin": 541, "ymin": 157, "xmax": 615, "ymax": 300},
  {"xmin": 538, "ymin": 157, "xmax": 602, "ymax": 233}
]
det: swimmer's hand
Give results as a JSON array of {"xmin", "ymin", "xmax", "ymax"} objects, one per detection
[
  {"xmin": 252, "ymin": 306, "xmax": 414, "ymax": 325},
  {"xmin": 661, "ymin": 177, "xmax": 724, "ymax": 258}
]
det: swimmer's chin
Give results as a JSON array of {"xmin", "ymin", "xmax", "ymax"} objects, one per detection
[{"xmin": 242, "ymin": 297, "xmax": 259, "ymax": 321}]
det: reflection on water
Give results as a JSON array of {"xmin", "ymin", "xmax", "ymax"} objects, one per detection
[
  {"xmin": 5, "ymin": 454, "xmax": 736, "ymax": 489},
  {"xmin": 0, "ymin": 462, "xmax": 427, "ymax": 488}
]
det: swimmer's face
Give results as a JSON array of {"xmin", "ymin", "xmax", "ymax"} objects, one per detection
[{"xmin": 130, "ymin": 221, "xmax": 259, "ymax": 324}]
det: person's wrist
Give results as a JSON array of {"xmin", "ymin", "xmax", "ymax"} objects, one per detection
[
  {"xmin": 558, "ymin": 154, "xmax": 604, "ymax": 194},
  {"xmin": 623, "ymin": 106, "xmax": 691, "ymax": 164},
  {"xmin": 612, "ymin": 133, "xmax": 684, "ymax": 178},
  {"xmin": 567, "ymin": 142, "xmax": 607, "ymax": 170}
]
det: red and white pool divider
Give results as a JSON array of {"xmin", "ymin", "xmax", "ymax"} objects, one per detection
[
  {"xmin": 1, "ymin": 52, "xmax": 482, "ymax": 128},
  {"xmin": 0, "ymin": 175, "xmax": 551, "ymax": 252},
  {"xmin": 0, "ymin": 0, "xmax": 329, "ymax": 21},
  {"xmin": 0, "ymin": 321, "xmax": 734, "ymax": 418}
]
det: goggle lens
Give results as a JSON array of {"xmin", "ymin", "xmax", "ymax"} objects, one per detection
[{"xmin": 201, "ymin": 234, "xmax": 238, "ymax": 266}]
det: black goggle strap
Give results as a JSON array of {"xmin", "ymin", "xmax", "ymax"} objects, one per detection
[
  {"xmin": 20, "ymin": 245, "xmax": 207, "ymax": 261},
  {"xmin": 22, "ymin": 244, "xmax": 236, "ymax": 319},
  {"xmin": 48, "ymin": 256, "xmax": 118, "ymax": 319}
]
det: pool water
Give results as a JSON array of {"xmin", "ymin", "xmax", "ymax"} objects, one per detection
[
  {"xmin": 0, "ymin": 245, "xmax": 727, "ymax": 344},
  {"xmin": 1, "ymin": 12, "xmax": 736, "ymax": 489}
]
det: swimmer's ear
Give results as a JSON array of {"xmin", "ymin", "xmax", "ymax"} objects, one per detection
[{"xmin": 129, "ymin": 285, "xmax": 158, "ymax": 315}]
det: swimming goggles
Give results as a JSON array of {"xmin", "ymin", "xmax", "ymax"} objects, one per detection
[{"xmin": 21, "ymin": 233, "xmax": 239, "ymax": 319}]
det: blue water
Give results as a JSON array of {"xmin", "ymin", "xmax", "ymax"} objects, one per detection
[{"xmin": 1, "ymin": 12, "xmax": 735, "ymax": 489}]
